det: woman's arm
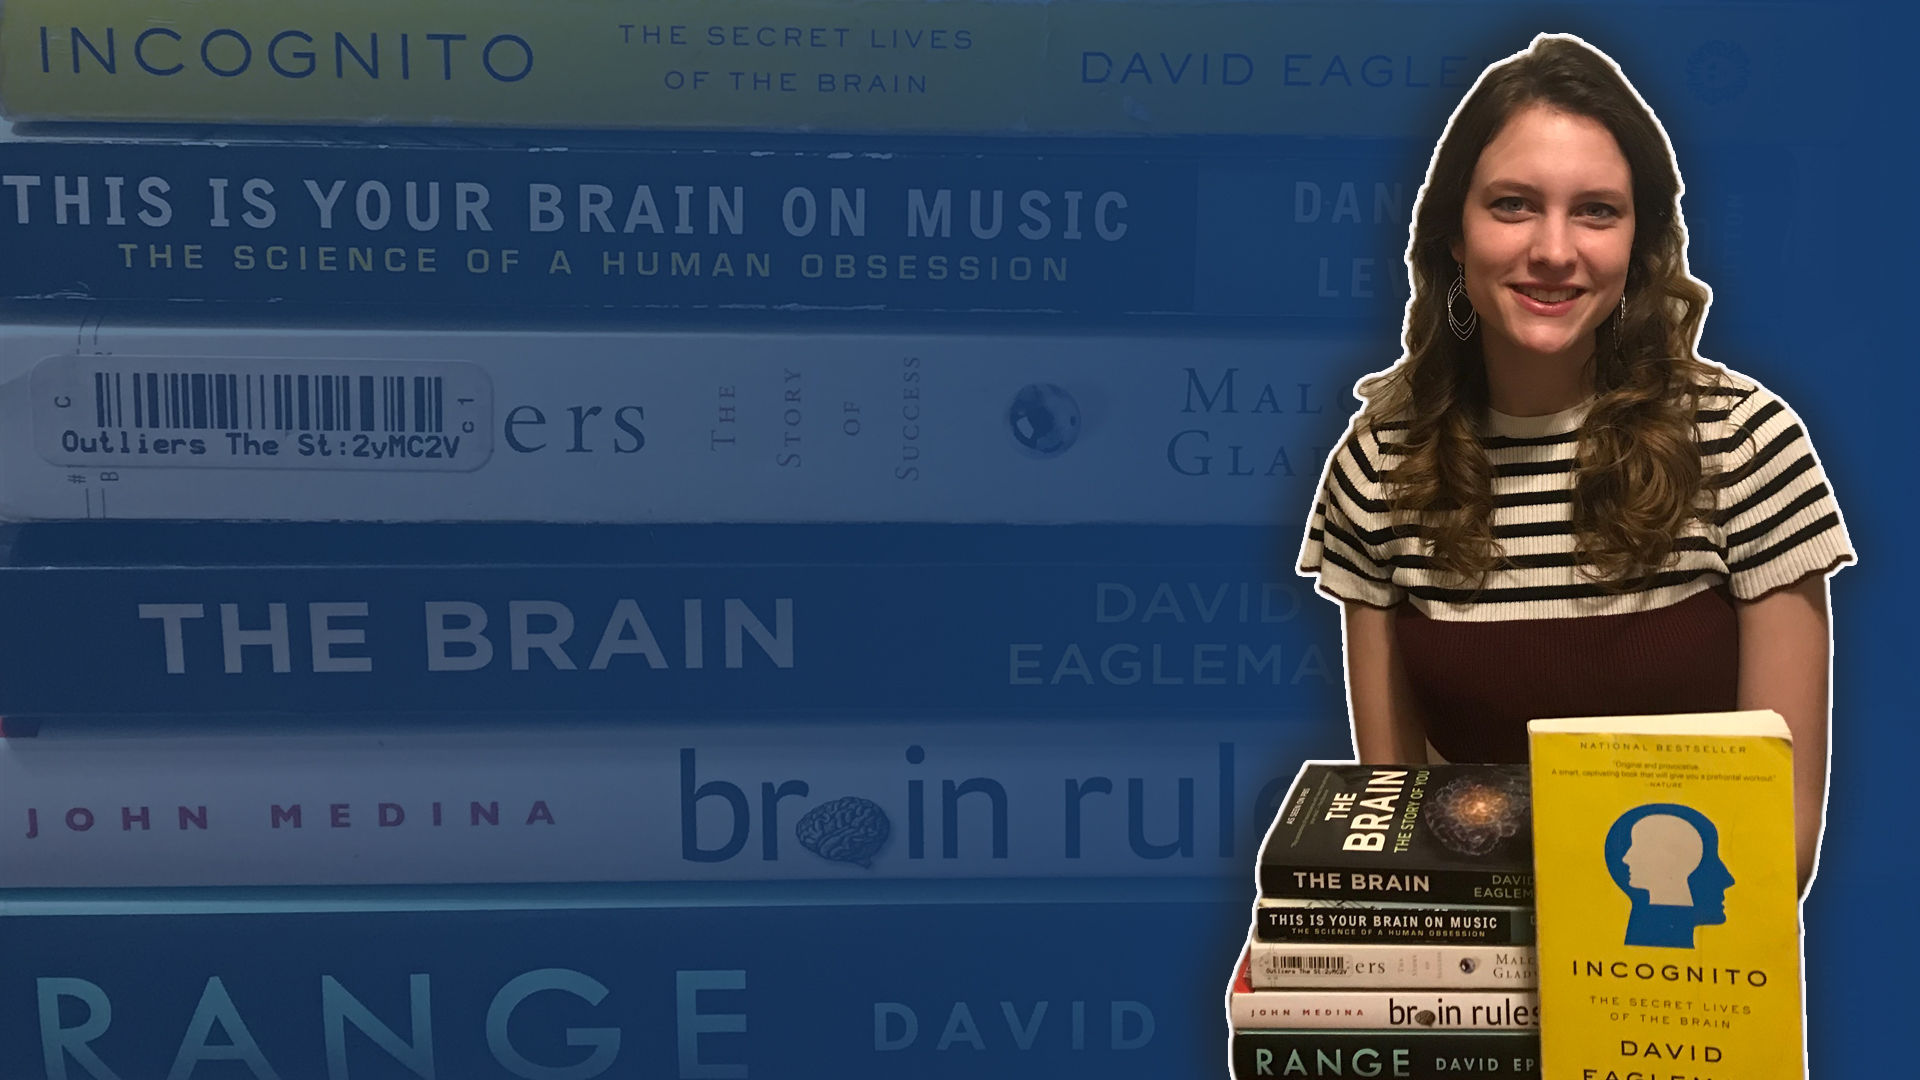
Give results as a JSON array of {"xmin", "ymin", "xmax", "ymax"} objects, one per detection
[
  {"xmin": 1342, "ymin": 602, "xmax": 1430, "ymax": 764},
  {"xmin": 1734, "ymin": 575, "xmax": 1833, "ymax": 895}
]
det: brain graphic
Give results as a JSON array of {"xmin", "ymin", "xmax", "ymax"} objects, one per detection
[
  {"xmin": 1423, "ymin": 774, "xmax": 1531, "ymax": 857},
  {"xmin": 795, "ymin": 796, "xmax": 891, "ymax": 868}
]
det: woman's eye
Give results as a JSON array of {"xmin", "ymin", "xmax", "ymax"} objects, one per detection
[
  {"xmin": 1579, "ymin": 202, "xmax": 1621, "ymax": 219},
  {"xmin": 1491, "ymin": 197, "xmax": 1529, "ymax": 213}
]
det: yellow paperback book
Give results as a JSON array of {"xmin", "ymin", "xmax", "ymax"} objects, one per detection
[{"xmin": 1528, "ymin": 711, "xmax": 1803, "ymax": 1080}]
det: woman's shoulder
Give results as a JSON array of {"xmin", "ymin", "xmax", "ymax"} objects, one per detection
[
  {"xmin": 1692, "ymin": 362, "xmax": 1777, "ymax": 402},
  {"xmin": 1689, "ymin": 364, "xmax": 1807, "ymax": 458},
  {"xmin": 1313, "ymin": 395, "xmax": 1404, "ymax": 514},
  {"xmin": 1689, "ymin": 363, "xmax": 1854, "ymax": 595}
]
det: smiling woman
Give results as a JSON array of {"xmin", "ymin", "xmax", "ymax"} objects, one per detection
[{"xmin": 1296, "ymin": 35, "xmax": 1853, "ymax": 890}]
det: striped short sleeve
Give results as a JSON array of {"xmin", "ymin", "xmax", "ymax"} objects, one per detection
[
  {"xmin": 1299, "ymin": 423, "xmax": 1405, "ymax": 608},
  {"xmin": 1709, "ymin": 382, "xmax": 1855, "ymax": 599}
]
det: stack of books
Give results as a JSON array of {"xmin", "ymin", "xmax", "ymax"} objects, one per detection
[
  {"xmin": 0, "ymin": 1, "xmax": 1391, "ymax": 1075},
  {"xmin": 1231, "ymin": 764, "xmax": 1543, "ymax": 1078}
]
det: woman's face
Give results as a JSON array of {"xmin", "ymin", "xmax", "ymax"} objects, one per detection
[{"xmin": 1450, "ymin": 103, "xmax": 1635, "ymax": 369}]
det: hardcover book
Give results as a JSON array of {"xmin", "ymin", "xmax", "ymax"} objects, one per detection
[
  {"xmin": 1228, "ymin": 989, "xmax": 1539, "ymax": 1032},
  {"xmin": 1255, "ymin": 900, "xmax": 1534, "ymax": 945},
  {"xmin": 1231, "ymin": 1031, "xmax": 1541, "ymax": 1079},
  {"xmin": 1229, "ymin": 955, "xmax": 1539, "ymax": 1031},
  {"xmin": 1257, "ymin": 765, "xmax": 1533, "ymax": 904},
  {"xmin": 0, "ymin": 129, "xmax": 1415, "ymax": 320},
  {"xmin": 0, "ymin": 1, "xmax": 1835, "ymax": 140},
  {"xmin": 0, "ymin": 891, "xmax": 1240, "ymax": 1079},
  {"xmin": 1247, "ymin": 943, "xmax": 1536, "ymax": 989},
  {"xmin": 0, "ymin": 720, "xmax": 1343, "ymax": 886},
  {"xmin": 1528, "ymin": 711, "xmax": 1805, "ymax": 1080},
  {"xmin": 0, "ymin": 529, "xmax": 1345, "ymax": 719},
  {"xmin": 0, "ymin": 324, "xmax": 1355, "ymax": 525}
]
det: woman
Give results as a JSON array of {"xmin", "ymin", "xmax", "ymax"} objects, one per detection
[{"xmin": 1296, "ymin": 35, "xmax": 1851, "ymax": 889}]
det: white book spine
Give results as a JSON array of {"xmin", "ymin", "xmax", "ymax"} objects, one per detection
[
  {"xmin": 1229, "ymin": 990, "xmax": 1541, "ymax": 1031},
  {"xmin": 0, "ymin": 324, "xmax": 1355, "ymax": 524},
  {"xmin": 1248, "ymin": 943, "xmax": 1538, "ymax": 989},
  {"xmin": 0, "ymin": 720, "xmax": 1317, "ymax": 887}
]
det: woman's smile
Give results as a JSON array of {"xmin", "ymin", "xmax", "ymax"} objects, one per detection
[{"xmin": 1510, "ymin": 282, "xmax": 1585, "ymax": 313}]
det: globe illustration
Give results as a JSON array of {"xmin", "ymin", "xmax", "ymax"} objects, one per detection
[{"xmin": 1007, "ymin": 383, "xmax": 1082, "ymax": 456}]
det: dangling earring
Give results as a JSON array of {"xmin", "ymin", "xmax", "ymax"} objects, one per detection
[
  {"xmin": 1613, "ymin": 291, "xmax": 1627, "ymax": 352},
  {"xmin": 1447, "ymin": 263, "xmax": 1478, "ymax": 340}
]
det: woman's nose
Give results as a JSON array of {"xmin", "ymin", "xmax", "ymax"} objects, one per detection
[{"xmin": 1529, "ymin": 215, "xmax": 1579, "ymax": 271}]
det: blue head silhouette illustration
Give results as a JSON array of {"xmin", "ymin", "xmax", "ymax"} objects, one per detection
[{"xmin": 1603, "ymin": 803, "xmax": 1735, "ymax": 949}]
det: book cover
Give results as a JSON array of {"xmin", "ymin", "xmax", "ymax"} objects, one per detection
[
  {"xmin": 1231, "ymin": 1031, "xmax": 1540, "ymax": 1079},
  {"xmin": 0, "ymin": 720, "xmax": 1343, "ymax": 886},
  {"xmin": 0, "ymin": 1, "xmax": 1843, "ymax": 139},
  {"xmin": 0, "ymin": 323, "xmax": 1357, "ymax": 524},
  {"xmin": 0, "ymin": 891, "xmax": 1246, "ymax": 1079},
  {"xmin": 1257, "ymin": 765, "xmax": 1534, "ymax": 904},
  {"xmin": 1255, "ymin": 900, "xmax": 1534, "ymax": 945},
  {"xmin": 1528, "ymin": 711, "xmax": 1805, "ymax": 1080},
  {"xmin": 0, "ymin": 131, "xmax": 1420, "ymax": 320},
  {"xmin": 1247, "ymin": 943, "xmax": 1535, "ymax": 989},
  {"xmin": 0, "ymin": 529, "xmax": 1346, "ymax": 719}
]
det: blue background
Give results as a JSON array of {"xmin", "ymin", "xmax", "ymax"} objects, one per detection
[
  {"xmin": 2, "ymin": 1, "xmax": 1914, "ymax": 1077},
  {"xmin": 1773, "ymin": 1, "xmax": 1916, "ymax": 1074}
]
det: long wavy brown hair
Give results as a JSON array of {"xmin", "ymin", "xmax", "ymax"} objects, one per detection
[{"xmin": 1362, "ymin": 35, "xmax": 1717, "ymax": 588}]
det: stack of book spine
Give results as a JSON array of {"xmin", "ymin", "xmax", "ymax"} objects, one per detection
[
  {"xmin": 1232, "ymin": 764, "xmax": 1542, "ymax": 1079},
  {"xmin": 0, "ymin": 1, "xmax": 1406, "ymax": 1076}
]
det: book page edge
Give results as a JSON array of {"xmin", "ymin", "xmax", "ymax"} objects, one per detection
[{"xmin": 1526, "ymin": 709, "xmax": 1787, "ymax": 739}]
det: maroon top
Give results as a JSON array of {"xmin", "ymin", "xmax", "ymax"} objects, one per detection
[{"xmin": 1395, "ymin": 587, "xmax": 1741, "ymax": 764}]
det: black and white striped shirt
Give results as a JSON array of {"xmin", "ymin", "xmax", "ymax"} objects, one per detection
[{"xmin": 1299, "ymin": 369, "xmax": 1853, "ymax": 621}]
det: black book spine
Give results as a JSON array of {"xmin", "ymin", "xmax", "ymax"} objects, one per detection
[
  {"xmin": 1255, "ymin": 906, "xmax": 1534, "ymax": 945},
  {"xmin": 1259, "ymin": 865, "xmax": 1535, "ymax": 905},
  {"xmin": 1232, "ymin": 1031, "xmax": 1541, "ymax": 1079}
]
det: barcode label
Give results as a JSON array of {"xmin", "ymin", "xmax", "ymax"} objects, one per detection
[
  {"xmin": 92, "ymin": 371, "xmax": 447, "ymax": 435},
  {"xmin": 1267, "ymin": 955, "xmax": 1348, "ymax": 975},
  {"xmin": 36, "ymin": 356, "xmax": 491, "ymax": 473}
]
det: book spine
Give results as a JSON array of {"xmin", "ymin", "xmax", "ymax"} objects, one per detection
[
  {"xmin": 0, "ymin": 324, "xmax": 1356, "ymax": 525},
  {"xmin": 1255, "ymin": 903, "xmax": 1534, "ymax": 945},
  {"xmin": 0, "ymin": 2, "xmax": 1834, "ymax": 139},
  {"xmin": 0, "ymin": 549, "xmax": 1348, "ymax": 718},
  {"xmin": 1231, "ymin": 1031, "xmax": 1541, "ymax": 1080},
  {"xmin": 0, "ymin": 895, "xmax": 1242, "ymax": 1078},
  {"xmin": 1260, "ymin": 865, "xmax": 1535, "ymax": 906},
  {"xmin": 0, "ymin": 721, "xmax": 1340, "ymax": 886},
  {"xmin": 1247, "ymin": 944, "xmax": 1536, "ymax": 989},
  {"xmin": 1229, "ymin": 990, "xmax": 1540, "ymax": 1031},
  {"xmin": 0, "ymin": 136, "xmax": 1420, "ymax": 319}
]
